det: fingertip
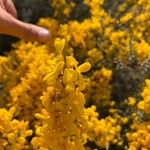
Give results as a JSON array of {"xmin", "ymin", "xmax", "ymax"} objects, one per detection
[
  {"xmin": 23, "ymin": 24, "xmax": 51, "ymax": 42},
  {"xmin": 38, "ymin": 29, "xmax": 51, "ymax": 43}
]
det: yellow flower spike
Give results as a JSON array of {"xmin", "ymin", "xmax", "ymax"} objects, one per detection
[
  {"xmin": 54, "ymin": 38, "xmax": 66, "ymax": 55},
  {"xmin": 76, "ymin": 62, "xmax": 91, "ymax": 73},
  {"xmin": 63, "ymin": 69, "xmax": 78, "ymax": 84}
]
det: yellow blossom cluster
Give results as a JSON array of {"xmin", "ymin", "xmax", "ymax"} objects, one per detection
[
  {"xmin": 0, "ymin": 107, "xmax": 32, "ymax": 150},
  {"xmin": 40, "ymin": 0, "xmax": 149, "ymax": 63},
  {"xmin": 38, "ymin": 0, "xmax": 114, "ymax": 58},
  {"xmin": 52, "ymin": 0, "xmax": 74, "ymax": 17},
  {"xmin": 134, "ymin": 40, "xmax": 150, "ymax": 61},
  {"xmin": 85, "ymin": 68, "xmax": 112, "ymax": 106},
  {"xmin": 37, "ymin": 0, "xmax": 150, "ymax": 72},
  {"xmin": 84, "ymin": 106, "xmax": 128, "ymax": 149},
  {"xmin": 126, "ymin": 122, "xmax": 150, "ymax": 150},
  {"xmin": 138, "ymin": 80, "xmax": 150, "ymax": 113}
]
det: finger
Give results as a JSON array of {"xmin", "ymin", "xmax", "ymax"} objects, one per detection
[
  {"xmin": 0, "ymin": 9, "xmax": 51, "ymax": 42},
  {"xmin": 3, "ymin": 0, "xmax": 17, "ymax": 18},
  {"xmin": 0, "ymin": 0, "xmax": 6, "ymax": 10}
]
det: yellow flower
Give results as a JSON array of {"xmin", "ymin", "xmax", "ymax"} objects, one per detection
[
  {"xmin": 54, "ymin": 38, "xmax": 66, "ymax": 55},
  {"xmin": 138, "ymin": 80, "xmax": 150, "ymax": 113},
  {"xmin": 76, "ymin": 62, "xmax": 91, "ymax": 73},
  {"xmin": 128, "ymin": 97, "xmax": 136, "ymax": 106}
]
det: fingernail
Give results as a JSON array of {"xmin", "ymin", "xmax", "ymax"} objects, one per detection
[{"xmin": 38, "ymin": 29, "xmax": 51, "ymax": 42}]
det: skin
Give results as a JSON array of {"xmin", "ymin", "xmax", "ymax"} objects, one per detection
[{"xmin": 0, "ymin": 0, "xmax": 51, "ymax": 42}]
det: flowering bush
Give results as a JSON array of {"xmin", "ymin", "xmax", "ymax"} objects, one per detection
[{"xmin": 0, "ymin": 0, "xmax": 150, "ymax": 149}]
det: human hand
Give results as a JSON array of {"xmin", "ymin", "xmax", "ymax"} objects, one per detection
[{"xmin": 0, "ymin": 0, "xmax": 51, "ymax": 42}]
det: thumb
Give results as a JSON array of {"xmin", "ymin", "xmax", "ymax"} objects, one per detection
[{"xmin": 0, "ymin": 9, "xmax": 51, "ymax": 42}]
